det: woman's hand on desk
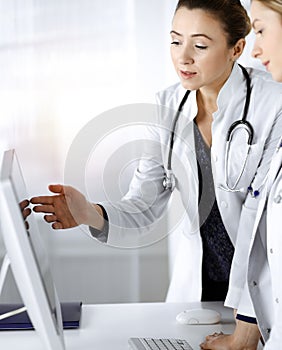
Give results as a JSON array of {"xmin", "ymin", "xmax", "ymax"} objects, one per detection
[
  {"xmin": 31, "ymin": 184, "xmax": 104, "ymax": 230},
  {"xmin": 200, "ymin": 319, "xmax": 260, "ymax": 350}
]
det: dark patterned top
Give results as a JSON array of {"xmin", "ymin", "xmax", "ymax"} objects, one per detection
[{"xmin": 194, "ymin": 122, "xmax": 234, "ymax": 301}]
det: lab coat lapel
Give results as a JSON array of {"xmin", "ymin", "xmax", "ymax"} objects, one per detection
[{"xmin": 171, "ymin": 90, "xmax": 199, "ymax": 235}]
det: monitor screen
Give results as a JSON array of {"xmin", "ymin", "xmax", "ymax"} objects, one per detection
[{"xmin": 0, "ymin": 149, "xmax": 65, "ymax": 350}]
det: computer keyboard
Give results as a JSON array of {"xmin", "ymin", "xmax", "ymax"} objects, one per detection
[{"xmin": 128, "ymin": 337, "xmax": 193, "ymax": 350}]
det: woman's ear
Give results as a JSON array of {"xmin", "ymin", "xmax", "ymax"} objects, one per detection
[{"xmin": 231, "ymin": 38, "xmax": 246, "ymax": 61}]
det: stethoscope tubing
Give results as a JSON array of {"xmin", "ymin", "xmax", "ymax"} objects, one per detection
[
  {"xmin": 167, "ymin": 89, "xmax": 190, "ymax": 170},
  {"xmin": 164, "ymin": 64, "xmax": 254, "ymax": 193}
]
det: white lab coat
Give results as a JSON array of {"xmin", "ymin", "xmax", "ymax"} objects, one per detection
[
  {"xmin": 101, "ymin": 63, "xmax": 282, "ymax": 302},
  {"xmin": 264, "ymin": 151, "xmax": 282, "ymax": 349},
  {"xmin": 229, "ymin": 139, "xmax": 282, "ymax": 347}
]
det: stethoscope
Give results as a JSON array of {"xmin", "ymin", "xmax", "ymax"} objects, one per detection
[{"xmin": 163, "ymin": 64, "xmax": 254, "ymax": 193}]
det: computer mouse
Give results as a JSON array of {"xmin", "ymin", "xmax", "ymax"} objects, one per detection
[{"xmin": 176, "ymin": 308, "xmax": 221, "ymax": 325}]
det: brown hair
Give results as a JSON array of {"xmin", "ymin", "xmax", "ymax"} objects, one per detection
[{"xmin": 175, "ymin": 0, "xmax": 251, "ymax": 47}]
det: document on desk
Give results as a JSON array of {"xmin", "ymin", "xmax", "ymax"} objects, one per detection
[{"xmin": 0, "ymin": 302, "xmax": 82, "ymax": 330}]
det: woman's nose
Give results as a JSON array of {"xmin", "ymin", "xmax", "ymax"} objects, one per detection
[
  {"xmin": 251, "ymin": 40, "xmax": 262, "ymax": 59},
  {"xmin": 179, "ymin": 47, "xmax": 194, "ymax": 65},
  {"xmin": 179, "ymin": 54, "xmax": 194, "ymax": 65}
]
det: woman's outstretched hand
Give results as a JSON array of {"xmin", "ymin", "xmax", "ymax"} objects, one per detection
[{"xmin": 31, "ymin": 184, "xmax": 104, "ymax": 230}]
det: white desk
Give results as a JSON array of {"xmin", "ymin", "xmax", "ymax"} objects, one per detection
[{"xmin": 0, "ymin": 301, "xmax": 263, "ymax": 349}]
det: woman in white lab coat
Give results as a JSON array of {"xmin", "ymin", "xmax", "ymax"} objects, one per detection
[
  {"xmin": 201, "ymin": 1, "xmax": 282, "ymax": 349},
  {"xmin": 233, "ymin": 1, "xmax": 282, "ymax": 349},
  {"xmin": 31, "ymin": 0, "xmax": 282, "ymax": 308}
]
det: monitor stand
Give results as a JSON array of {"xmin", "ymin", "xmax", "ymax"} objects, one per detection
[
  {"xmin": 0, "ymin": 253, "xmax": 81, "ymax": 330},
  {"xmin": 0, "ymin": 254, "xmax": 27, "ymax": 321}
]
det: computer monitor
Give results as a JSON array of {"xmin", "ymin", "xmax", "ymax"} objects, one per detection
[{"xmin": 0, "ymin": 149, "xmax": 65, "ymax": 350}]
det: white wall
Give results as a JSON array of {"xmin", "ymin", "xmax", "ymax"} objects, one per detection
[{"xmin": 0, "ymin": 0, "xmax": 178, "ymax": 304}]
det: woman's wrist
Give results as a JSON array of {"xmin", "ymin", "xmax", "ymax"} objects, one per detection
[
  {"xmin": 85, "ymin": 202, "xmax": 105, "ymax": 230},
  {"xmin": 232, "ymin": 320, "xmax": 261, "ymax": 349}
]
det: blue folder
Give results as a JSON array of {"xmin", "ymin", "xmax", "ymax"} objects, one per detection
[{"xmin": 0, "ymin": 302, "xmax": 82, "ymax": 330}]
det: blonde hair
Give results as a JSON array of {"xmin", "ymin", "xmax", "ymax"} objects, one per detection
[{"xmin": 254, "ymin": 0, "xmax": 282, "ymax": 17}]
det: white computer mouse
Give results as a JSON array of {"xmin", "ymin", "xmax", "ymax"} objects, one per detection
[{"xmin": 176, "ymin": 308, "xmax": 221, "ymax": 325}]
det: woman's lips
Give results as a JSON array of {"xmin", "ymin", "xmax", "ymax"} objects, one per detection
[
  {"xmin": 180, "ymin": 70, "xmax": 197, "ymax": 79},
  {"xmin": 263, "ymin": 61, "xmax": 270, "ymax": 70}
]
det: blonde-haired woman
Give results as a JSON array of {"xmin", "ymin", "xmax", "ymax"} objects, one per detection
[
  {"xmin": 246, "ymin": 2, "xmax": 282, "ymax": 349},
  {"xmin": 201, "ymin": 1, "xmax": 282, "ymax": 349}
]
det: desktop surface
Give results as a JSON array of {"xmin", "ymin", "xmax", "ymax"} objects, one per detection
[{"xmin": 0, "ymin": 302, "xmax": 263, "ymax": 350}]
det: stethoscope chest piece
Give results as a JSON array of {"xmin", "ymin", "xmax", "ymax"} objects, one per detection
[{"xmin": 163, "ymin": 170, "xmax": 176, "ymax": 191}]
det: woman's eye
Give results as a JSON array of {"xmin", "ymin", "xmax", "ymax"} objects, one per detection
[
  {"xmin": 255, "ymin": 29, "xmax": 264, "ymax": 36},
  {"xmin": 171, "ymin": 41, "xmax": 180, "ymax": 46},
  {"xmin": 195, "ymin": 45, "xmax": 208, "ymax": 50}
]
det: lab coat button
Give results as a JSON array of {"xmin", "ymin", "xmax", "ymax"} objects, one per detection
[
  {"xmin": 275, "ymin": 298, "xmax": 279, "ymax": 304},
  {"xmin": 252, "ymin": 281, "xmax": 257, "ymax": 287},
  {"xmin": 270, "ymin": 248, "xmax": 274, "ymax": 254},
  {"xmin": 221, "ymin": 201, "xmax": 228, "ymax": 209}
]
